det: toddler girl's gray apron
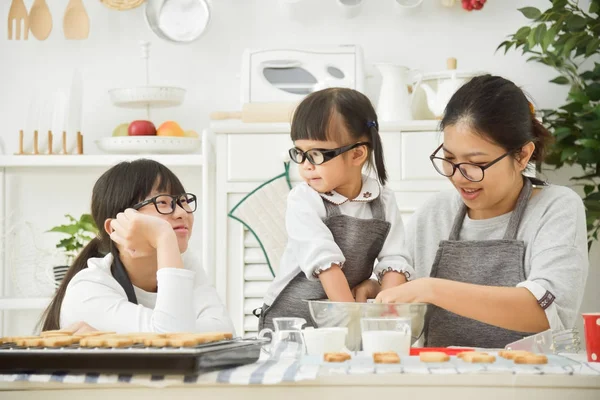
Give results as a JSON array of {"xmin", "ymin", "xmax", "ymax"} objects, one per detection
[
  {"xmin": 259, "ymin": 195, "xmax": 391, "ymax": 331},
  {"xmin": 424, "ymin": 178, "xmax": 533, "ymax": 348}
]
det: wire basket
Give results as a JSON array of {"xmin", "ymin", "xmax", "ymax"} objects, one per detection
[
  {"xmin": 6, "ymin": 220, "xmax": 62, "ymax": 298},
  {"xmin": 101, "ymin": 0, "xmax": 146, "ymax": 11}
]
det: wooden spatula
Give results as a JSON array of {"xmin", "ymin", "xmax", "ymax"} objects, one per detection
[
  {"xmin": 7, "ymin": 0, "xmax": 29, "ymax": 40},
  {"xmin": 64, "ymin": 0, "xmax": 89, "ymax": 40},
  {"xmin": 29, "ymin": 0, "xmax": 52, "ymax": 40}
]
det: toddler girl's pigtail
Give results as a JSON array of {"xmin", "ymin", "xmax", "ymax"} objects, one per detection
[{"xmin": 367, "ymin": 120, "xmax": 387, "ymax": 185}]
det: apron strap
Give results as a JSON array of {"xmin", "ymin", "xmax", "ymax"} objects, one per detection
[
  {"xmin": 448, "ymin": 205, "xmax": 468, "ymax": 241},
  {"xmin": 369, "ymin": 194, "xmax": 386, "ymax": 221},
  {"xmin": 449, "ymin": 177, "xmax": 533, "ymax": 241},
  {"xmin": 503, "ymin": 177, "xmax": 532, "ymax": 240},
  {"xmin": 110, "ymin": 251, "xmax": 138, "ymax": 305}
]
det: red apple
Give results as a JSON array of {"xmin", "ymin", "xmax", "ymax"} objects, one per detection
[{"xmin": 128, "ymin": 120, "xmax": 156, "ymax": 136}]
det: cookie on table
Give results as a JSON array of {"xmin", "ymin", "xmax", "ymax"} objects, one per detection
[
  {"xmin": 324, "ymin": 352, "xmax": 351, "ymax": 363},
  {"xmin": 460, "ymin": 352, "xmax": 496, "ymax": 363},
  {"xmin": 419, "ymin": 351, "xmax": 450, "ymax": 363},
  {"xmin": 514, "ymin": 353, "xmax": 548, "ymax": 365},
  {"xmin": 498, "ymin": 350, "xmax": 533, "ymax": 360},
  {"xmin": 373, "ymin": 352, "xmax": 400, "ymax": 364}
]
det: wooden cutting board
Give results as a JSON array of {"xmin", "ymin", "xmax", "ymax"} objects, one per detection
[{"xmin": 210, "ymin": 102, "xmax": 297, "ymax": 123}]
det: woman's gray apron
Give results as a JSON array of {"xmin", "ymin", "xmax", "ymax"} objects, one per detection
[
  {"xmin": 258, "ymin": 195, "xmax": 391, "ymax": 331},
  {"xmin": 425, "ymin": 178, "xmax": 533, "ymax": 348}
]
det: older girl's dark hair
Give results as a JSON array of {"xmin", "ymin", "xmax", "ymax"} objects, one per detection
[
  {"xmin": 291, "ymin": 87, "xmax": 387, "ymax": 185},
  {"xmin": 39, "ymin": 159, "xmax": 185, "ymax": 331},
  {"xmin": 441, "ymin": 74, "xmax": 553, "ymax": 165}
]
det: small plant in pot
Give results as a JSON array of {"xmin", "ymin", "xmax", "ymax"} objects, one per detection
[{"xmin": 47, "ymin": 214, "xmax": 98, "ymax": 288}]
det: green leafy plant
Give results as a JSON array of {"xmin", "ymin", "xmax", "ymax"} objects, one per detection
[
  {"xmin": 47, "ymin": 214, "xmax": 99, "ymax": 263},
  {"xmin": 497, "ymin": 0, "xmax": 600, "ymax": 249}
]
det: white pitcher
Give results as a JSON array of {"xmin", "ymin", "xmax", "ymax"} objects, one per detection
[{"xmin": 375, "ymin": 63, "xmax": 414, "ymax": 122}]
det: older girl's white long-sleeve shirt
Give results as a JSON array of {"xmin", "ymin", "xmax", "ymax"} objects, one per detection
[{"xmin": 60, "ymin": 252, "xmax": 235, "ymax": 334}]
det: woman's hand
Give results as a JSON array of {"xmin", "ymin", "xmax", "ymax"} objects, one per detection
[
  {"xmin": 108, "ymin": 209, "xmax": 173, "ymax": 257},
  {"xmin": 375, "ymin": 277, "xmax": 435, "ymax": 304},
  {"xmin": 63, "ymin": 321, "xmax": 98, "ymax": 335},
  {"xmin": 352, "ymin": 279, "xmax": 382, "ymax": 303}
]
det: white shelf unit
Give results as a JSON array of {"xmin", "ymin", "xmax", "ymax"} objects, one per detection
[
  {"xmin": 0, "ymin": 132, "xmax": 216, "ymax": 336},
  {"xmin": 0, "ymin": 154, "xmax": 203, "ymax": 168}
]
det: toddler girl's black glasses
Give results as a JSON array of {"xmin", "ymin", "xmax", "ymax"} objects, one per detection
[
  {"xmin": 288, "ymin": 142, "xmax": 370, "ymax": 166},
  {"xmin": 132, "ymin": 193, "xmax": 197, "ymax": 215}
]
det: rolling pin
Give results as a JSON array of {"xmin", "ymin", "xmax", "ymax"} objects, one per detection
[{"xmin": 210, "ymin": 102, "xmax": 297, "ymax": 123}]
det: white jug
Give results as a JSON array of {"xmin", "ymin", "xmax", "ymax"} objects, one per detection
[{"xmin": 375, "ymin": 63, "xmax": 415, "ymax": 122}]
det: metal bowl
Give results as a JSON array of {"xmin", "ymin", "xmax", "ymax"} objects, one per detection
[{"xmin": 307, "ymin": 300, "xmax": 428, "ymax": 351}]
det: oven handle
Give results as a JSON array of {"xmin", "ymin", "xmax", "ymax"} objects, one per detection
[{"xmin": 260, "ymin": 60, "xmax": 302, "ymax": 69}]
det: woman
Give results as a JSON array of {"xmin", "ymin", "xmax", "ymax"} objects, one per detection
[
  {"xmin": 359, "ymin": 75, "xmax": 589, "ymax": 348},
  {"xmin": 40, "ymin": 159, "xmax": 234, "ymax": 335}
]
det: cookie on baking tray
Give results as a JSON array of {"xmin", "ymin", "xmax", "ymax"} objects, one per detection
[
  {"xmin": 40, "ymin": 329, "xmax": 75, "ymax": 337},
  {"xmin": 79, "ymin": 335, "xmax": 134, "ymax": 348},
  {"xmin": 324, "ymin": 352, "xmax": 351, "ymax": 363},
  {"xmin": 373, "ymin": 352, "xmax": 400, "ymax": 364},
  {"xmin": 419, "ymin": 351, "xmax": 450, "ymax": 363},
  {"xmin": 2, "ymin": 331, "xmax": 234, "ymax": 348}
]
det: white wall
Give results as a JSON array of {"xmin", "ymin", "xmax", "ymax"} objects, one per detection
[
  {"xmin": 0, "ymin": 0, "xmax": 575, "ymax": 154},
  {"xmin": 0, "ymin": 0, "xmax": 597, "ymax": 341}
]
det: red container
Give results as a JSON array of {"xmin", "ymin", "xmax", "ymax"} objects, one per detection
[
  {"xmin": 410, "ymin": 347, "xmax": 474, "ymax": 356},
  {"xmin": 583, "ymin": 313, "xmax": 600, "ymax": 363}
]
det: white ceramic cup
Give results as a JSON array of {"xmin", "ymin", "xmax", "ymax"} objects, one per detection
[
  {"xmin": 336, "ymin": 0, "xmax": 364, "ymax": 19},
  {"xmin": 361, "ymin": 317, "xmax": 412, "ymax": 355},
  {"xmin": 302, "ymin": 327, "xmax": 348, "ymax": 355},
  {"xmin": 393, "ymin": 0, "xmax": 424, "ymax": 15}
]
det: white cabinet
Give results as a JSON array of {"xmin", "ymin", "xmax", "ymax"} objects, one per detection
[{"xmin": 211, "ymin": 120, "xmax": 451, "ymax": 337}]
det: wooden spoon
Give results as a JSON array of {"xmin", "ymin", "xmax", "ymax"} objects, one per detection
[
  {"xmin": 29, "ymin": 0, "xmax": 52, "ymax": 40},
  {"xmin": 64, "ymin": 0, "xmax": 89, "ymax": 40}
]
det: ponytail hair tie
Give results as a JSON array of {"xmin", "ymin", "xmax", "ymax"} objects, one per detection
[
  {"xmin": 367, "ymin": 121, "xmax": 377, "ymax": 129},
  {"xmin": 528, "ymin": 102, "xmax": 536, "ymax": 116}
]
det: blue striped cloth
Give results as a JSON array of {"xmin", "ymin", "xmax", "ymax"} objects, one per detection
[{"xmin": 0, "ymin": 359, "xmax": 320, "ymax": 387}]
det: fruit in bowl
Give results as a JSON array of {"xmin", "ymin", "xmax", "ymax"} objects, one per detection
[
  {"xmin": 184, "ymin": 130, "xmax": 199, "ymax": 138},
  {"xmin": 157, "ymin": 121, "xmax": 185, "ymax": 137},
  {"xmin": 112, "ymin": 123, "xmax": 129, "ymax": 137},
  {"xmin": 128, "ymin": 120, "xmax": 156, "ymax": 136}
]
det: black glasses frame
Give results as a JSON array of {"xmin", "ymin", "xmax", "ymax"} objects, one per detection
[
  {"xmin": 132, "ymin": 193, "xmax": 197, "ymax": 215},
  {"xmin": 429, "ymin": 143, "xmax": 515, "ymax": 182},
  {"xmin": 288, "ymin": 142, "xmax": 370, "ymax": 166}
]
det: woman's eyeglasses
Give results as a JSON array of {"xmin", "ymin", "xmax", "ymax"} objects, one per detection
[
  {"xmin": 429, "ymin": 144, "xmax": 515, "ymax": 182},
  {"xmin": 132, "ymin": 193, "xmax": 197, "ymax": 215},
  {"xmin": 288, "ymin": 142, "xmax": 370, "ymax": 166}
]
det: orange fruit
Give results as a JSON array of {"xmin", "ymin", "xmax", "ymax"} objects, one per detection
[{"xmin": 156, "ymin": 121, "xmax": 185, "ymax": 137}]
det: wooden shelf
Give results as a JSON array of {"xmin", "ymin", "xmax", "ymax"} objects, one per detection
[
  {"xmin": 0, "ymin": 297, "xmax": 51, "ymax": 310},
  {"xmin": 0, "ymin": 154, "xmax": 204, "ymax": 168}
]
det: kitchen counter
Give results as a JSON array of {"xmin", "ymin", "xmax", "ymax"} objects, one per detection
[
  {"xmin": 2, "ymin": 353, "xmax": 599, "ymax": 400},
  {"xmin": 1, "ymin": 373, "xmax": 599, "ymax": 400}
]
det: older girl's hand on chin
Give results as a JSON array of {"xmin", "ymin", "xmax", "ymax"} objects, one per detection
[
  {"xmin": 108, "ymin": 209, "xmax": 174, "ymax": 257},
  {"xmin": 375, "ymin": 277, "xmax": 436, "ymax": 304}
]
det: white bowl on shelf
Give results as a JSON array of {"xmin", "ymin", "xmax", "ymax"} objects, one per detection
[
  {"xmin": 95, "ymin": 136, "xmax": 201, "ymax": 154},
  {"xmin": 108, "ymin": 86, "xmax": 186, "ymax": 108}
]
